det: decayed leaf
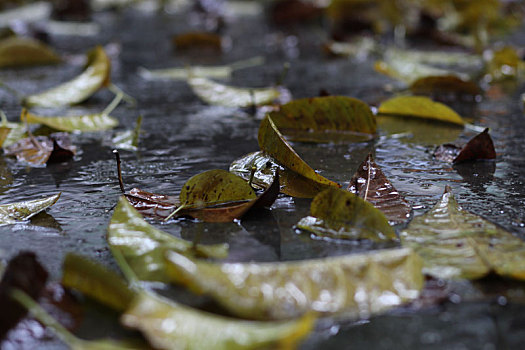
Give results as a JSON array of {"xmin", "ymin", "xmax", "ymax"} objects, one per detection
[
  {"xmin": 296, "ymin": 187, "xmax": 396, "ymax": 241},
  {"xmin": 188, "ymin": 77, "xmax": 283, "ymax": 108},
  {"xmin": 166, "ymin": 247, "xmax": 423, "ymax": 320},
  {"xmin": 409, "ymin": 75, "xmax": 482, "ymax": 100},
  {"xmin": 173, "ymin": 31, "xmax": 223, "ymax": 51},
  {"xmin": 348, "ymin": 154, "xmax": 411, "ymax": 225},
  {"xmin": 122, "ymin": 292, "xmax": 315, "ymax": 350},
  {"xmin": 23, "ymin": 45, "xmax": 110, "ymax": 108},
  {"xmin": 433, "ymin": 128, "xmax": 496, "ymax": 163},
  {"xmin": 377, "ymin": 96, "xmax": 465, "ymax": 126},
  {"xmin": 257, "ymin": 116, "xmax": 340, "ymax": 197},
  {"xmin": 4, "ymin": 132, "xmax": 76, "ymax": 166},
  {"xmin": 24, "ymin": 108, "xmax": 118, "ymax": 132},
  {"xmin": 0, "ymin": 36, "xmax": 60, "ymax": 68},
  {"xmin": 400, "ymin": 186, "xmax": 525, "ymax": 280},
  {"xmin": 107, "ymin": 197, "xmax": 229, "ymax": 282},
  {"xmin": 0, "ymin": 193, "xmax": 60, "ymax": 225},
  {"xmin": 267, "ymin": 96, "xmax": 376, "ymax": 143},
  {"xmin": 0, "ymin": 252, "xmax": 48, "ymax": 339}
]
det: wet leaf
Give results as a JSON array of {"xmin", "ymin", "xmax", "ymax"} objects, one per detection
[
  {"xmin": 409, "ymin": 75, "xmax": 482, "ymax": 101},
  {"xmin": 0, "ymin": 36, "xmax": 60, "ymax": 68},
  {"xmin": 257, "ymin": 116, "xmax": 340, "ymax": 197},
  {"xmin": 0, "ymin": 121, "xmax": 26, "ymax": 148},
  {"xmin": 173, "ymin": 31, "xmax": 223, "ymax": 52},
  {"xmin": 112, "ymin": 115, "xmax": 141, "ymax": 151},
  {"xmin": 0, "ymin": 252, "xmax": 48, "ymax": 339},
  {"xmin": 4, "ymin": 132, "xmax": 76, "ymax": 166},
  {"xmin": 124, "ymin": 188, "xmax": 179, "ymax": 219},
  {"xmin": 323, "ymin": 37, "xmax": 376, "ymax": 58},
  {"xmin": 188, "ymin": 77, "xmax": 282, "ymax": 107},
  {"xmin": 348, "ymin": 153, "xmax": 412, "ymax": 225},
  {"xmin": 23, "ymin": 45, "xmax": 110, "ymax": 108},
  {"xmin": 400, "ymin": 186, "xmax": 525, "ymax": 280},
  {"xmin": 433, "ymin": 128, "xmax": 496, "ymax": 163},
  {"xmin": 166, "ymin": 247, "xmax": 422, "ymax": 320},
  {"xmin": 0, "ymin": 193, "xmax": 60, "ymax": 225},
  {"xmin": 122, "ymin": 292, "xmax": 314, "ymax": 350},
  {"xmin": 24, "ymin": 108, "xmax": 118, "ymax": 132},
  {"xmin": 486, "ymin": 46, "xmax": 522, "ymax": 81},
  {"xmin": 267, "ymin": 96, "xmax": 376, "ymax": 143},
  {"xmin": 296, "ymin": 187, "xmax": 396, "ymax": 241},
  {"xmin": 377, "ymin": 96, "xmax": 465, "ymax": 126},
  {"xmin": 107, "ymin": 197, "xmax": 229, "ymax": 282}
]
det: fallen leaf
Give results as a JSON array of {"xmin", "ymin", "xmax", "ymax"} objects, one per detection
[
  {"xmin": 409, "ymin": 75, "xmax": 482, "ymax": 101},
  {"xmin": 111, "ymin": 115, "xmax": 141, "ymax": 151},
  {"xmin": 267, "ymin": 95, "xmax": 376, "ymax": 143},
  {"xmin": 433, "ymin": 128, "xmax": 496, "ymax": 163},
  {"xmin": 4, "ymin": 132, "xmax": 76, "ymax": 166},
  {"xmin": 0, "ymin": 193, "xmax": 60, "ymax": 225},
  {"xmin": 24, "ymin": 108, "xmax": 118, "ymax": 132},
  {"xmin": 173, "ymin": 31, "xmax": 223, "ymax": 52},
  {"xmin": 377, "ymin": 96, "xmax": 465, "ymax": 126},
  {"xmin": 166, "ymin": 247, "xmax": 423, "ymax": 320},
  {"xmin": 124, "ymin": 188, "xmax": 179, "ymax": 219},
  {"xmin": 485, "ymin": 46, "xmax": 522, "ymax": 81},
  {"xmin": 0, "ymin": 36, "xmax": 60, "ymax": 68},
  {"xmin": 400, "ymin": 186, "xmax": 525, "ymax": 280},
  {"xmin": 257, "ymin": 116, "xmax": 340, "ymax": 197},
  {"xmin": 0, "ymin": 252, "xmax": 48, "ymax": 339},
  {"xmin": 270, "ymin": 0, "xmax": 322, "ymax": 24},
  {"xmin": 296, "ymin": 187, "xmax": 396, "ymax": 241},
  {"xmin": 348, "ymin": 153, "xmax": 412, "ymax": 225},
  {"xmin": 323, "ymin": 37, "xmax": 376, "ymax": 58},
  {"xmin": 107, "ymin": 197, "xmax": 229, "ymax": 282},
  {"xmin": 188, "ymin": 77, "xmax": 284, "ymax": 107},
  {"xmin": 0, "ymin": 127, "xmax": 10, "ymax": 147},
  {"xmin": 23, "ymin": 45, "xmax": 110, "ymax": 107}
]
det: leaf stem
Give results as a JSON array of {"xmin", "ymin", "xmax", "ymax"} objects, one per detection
[
  {"xmin": 102, "ymin": 91, "xmax": 123, "ymax": 116},
  {"xmin": 108, "ymin": 83, "xmax": 136, "ymax": 107},
  {"xmin": 164, "ymin": 204, "xmax": 186, "ymax": 222},
  {"xmin": 113, "ymin": 149, "xmax": 126, "ymax": 193},
  {"xmin": 131, "ymin": 115, "xmax": 143, "ymax": 149}
]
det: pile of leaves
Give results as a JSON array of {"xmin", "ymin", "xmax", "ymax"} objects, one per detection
[{"xmin": 1, "ymin": 0, "xmax": 525, "ymax": 349}]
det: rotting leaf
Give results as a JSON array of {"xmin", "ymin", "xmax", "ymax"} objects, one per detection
[
  {"xmin": 173, "ymin": 31, "xmax": 223, "ymax": 52},
  {"xmin": 123, "ymin": 292, "xmax": 314, "ymax": 350},
  {"xmin": 409, "ymin": 75, "xmax": 482, "ymax": 101},
  {"xmin": 165, "ymin": 247, "xmax": 423, "ymax": 320},
  {"xmin": 0, "ymin": 36, "xmax": 60, "ymax": 68},
  {"xmin": 433, "ymin": 128, "xmax": 496, "ymax": 163},
  {"xmin": 257, "ymin": 116, "xmax": 340, "ymax": 197},
  {"xmin": 23, "ymin": 45, "xmax": 110, "ymax": 108},
  {"xmin": 107, "ymin": 197, "xmax": 229, "ymax": 282},
  {"xmin": 400, "ymin": 186, "xmax": 525, "ymax": 281},
  {"xmin": 377, "ymin": 96, "xmax": 465, "ymax": 126},
  {"xmin": 0, "ymin": 193, "xmax": 60, "ymax": 225},
  {"xmin": 0, "ymin": 252, "xmax": 48, "ymax": 339},
  {"xmin": 188, "ymin": 77, "xmax": 285, "ymax": 108},
  {"xmin": 4, "ymin": 132, "xmax": 76, "ymax": 166},
  {"xmin": 267, "ymin": 96, "xmax": 376, "ymax": 143},
  {"xmin": 348, "ymin": 153, "xmax": 412, "ymax": 225},
  {"xmin": 296, "ymin": 187, "xmax": 396, "ymax": 241}
]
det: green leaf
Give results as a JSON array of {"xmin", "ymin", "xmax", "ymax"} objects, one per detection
[
  {"xmin": 400, "ymin": 186, "xmax": 525, "ymax": 281},
  {"xmin": 165, "ymin": 247, "xmax": 423, "ymax": 320},
  {"xmin": 188, "ymin": 77, "xmax": 281, "ymax": 107},
  {"xmin": 24, "ymin": 109, "xmax": 118, "ymax": 132},
  {"xmin": 23, "ymin": 46, "xmax": 111, "ymax": 108},
  {"xmin": 122, "ymin": 292, "xmax": 315, "ymax": 350},
  {"xmin": 0, "ymin": 36, "xmax": 61, "ymax": 68},
  {"xmin": 296, "ymin": 187, "xmax": 396, "ymax": 241},
  {"xmin": 107, "ymin": 197, "xmax": 228, "ymax": 282},
  {"xmin": 0, "ymin": 193, "xmax": 60, "ymax": 225},
  {"xmin": 257, "ymin": 116, "xmax": 340, "ymax": 198},
  {"xmin": 112, "ymin": 115, "xmax": 142, "ymax": 151},
  {"xmin": 377, "ymin": 96, "xmax": 465, "ymax": 126},
  {"xmin": 268, "ymin": 96, "xmax": 376, "ymax": 143}
]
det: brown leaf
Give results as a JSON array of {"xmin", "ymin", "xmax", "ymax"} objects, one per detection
[
  {"xmin": 433, "ymin": 128, "xmax": 496, "ymax": 163},
  {"xmin": 347, "ymin": 153, "xmax": 412, "ymax": 225},
  {"xmin": 270, "ymin": 0, "xmax": 322, "ymax": 25},
  {"xmin": 173, "ymin": 32, "xmax": 223, "ymax": 52},
  {"xmin": 4, "ymin": 133, "xmax": 76, "ymax": 166},
  {"xmin": 409, "ymin": 75, "xmax": 482, "ymax": 102}
]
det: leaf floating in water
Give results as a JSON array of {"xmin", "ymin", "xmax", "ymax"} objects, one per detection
[
  {"xmin": 107, "ymin": 197, "xmax": 229, "ymax": 282},
  {"xmin": 433, "ymin": 128, "xmax": 496, "ymax": 163},
  {"xmin": 296, "ymin": 187, "xmax": 396, "ymax": 241},
  {"xmin": 377, "ymin": 96, "xmax": 465, "ymax": 126},
  {"xmin": 24, "ymin": 108, "xmax": 119, "ymax": 132},
  {"xmin": 0, "ymin": 193, "xmax": 60, "ymax": 225},
  {"xmin": 23, "ymin": 45, "xmax": 111, "ymax": 108},
  {"xmin": 409, "ymin": 75, "xmax": 482, "ymax": 101},
  {"xmin": 268, "ymin": 96, "xmax": 376, "ymax": 143},
  {"xmin": 0, "ymin": 36, "xmax": 61, "ymax": 68},
  {"xmin": 112, "ymin": 115, "xmax": 142, "ymax": 151},
  {"xmin": 166, "ymin": 247, "xmax": 423, "ymax": 320},
  {"xmin": 122, "ymin": 292, "xmax": 315, "ymax": 350},
  {"xmin": 348, "ymin": 153, "xmax": 412, "ymax": 225},
  {"xmin": 188, "ymin": 77, "xmax": 284, "ymax": 108},
  {"xmin": 173, "ymin": 31, "xmax": 224, "ymax": 52},
  {"xmin": 257, "ymin": 116, "xmax": 340, "ymax": 197},
  {"xmin": 400, "ymin": 186, "xmax": 525, "ymax": 281},
  {"xmin": 4, "ymin": 132, "xmax": 76, "ymax": 166}
]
